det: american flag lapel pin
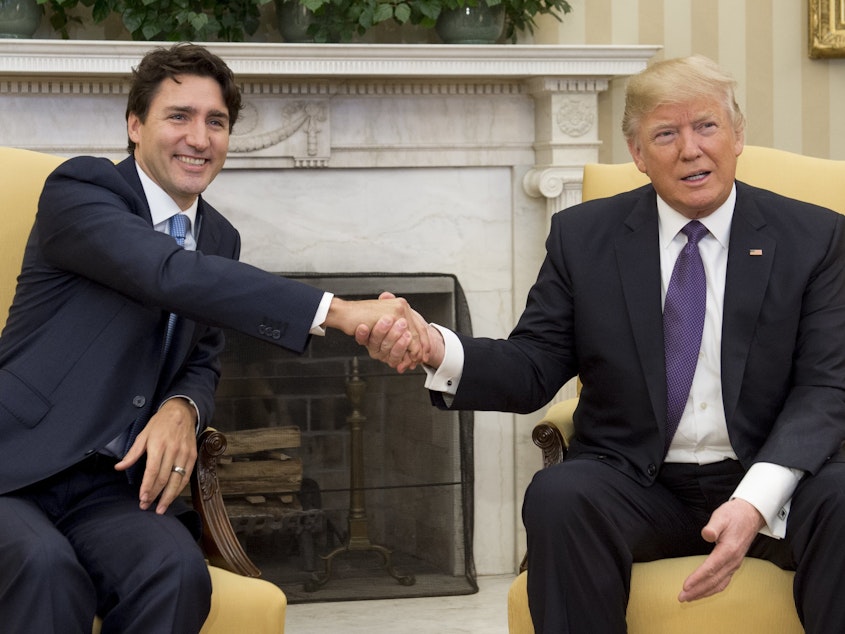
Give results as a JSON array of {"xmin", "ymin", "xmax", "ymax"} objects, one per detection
[{"xmin": 749, "ymin": 249, "xmax": 763, "ymax": 256}]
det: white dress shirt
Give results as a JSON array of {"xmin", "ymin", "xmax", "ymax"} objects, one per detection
[{"xmin": 425, "ymin": 183, "xmax": 801, "ymax": 538}]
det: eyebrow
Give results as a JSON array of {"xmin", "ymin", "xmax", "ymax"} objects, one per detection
[
  {"xmin": 647, "ymin": 111, "xmax": 720, "ymax": 132},
  {"xmin": 166, "ymin": 105, "xmax": 230, "ymax": 122}
]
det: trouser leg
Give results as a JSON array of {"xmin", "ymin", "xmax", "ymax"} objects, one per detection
[
  {"xmin": 786, "ymin": 459, "xmax": 845, "ymax": 634},
  {"xmin": 2, "ymin": 456, "xmax": 211, "ymax": 634},
  {"xmin": 0, "ymin": 495, "xmax": 97, "ymax": 633},
  {"xmin": 55, "ymin": 462, "xmax": 212, "ymax": 634}
]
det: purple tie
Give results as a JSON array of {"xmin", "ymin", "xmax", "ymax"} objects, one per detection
[{"xmin": 663, "ymin": 220, "xmax": 708, "ymax": 454}]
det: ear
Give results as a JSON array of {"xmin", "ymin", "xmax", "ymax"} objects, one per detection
[
  {"xmin": 734, "ymin": 127, "xmax": 745, "ymax": 158},
  {"xmin": 627, "ymin": 138, "xmax": 648, "ymax": 175},
  {"xmin": 127, "ymin": 113, "xmax": 142, "ymax": 146}
]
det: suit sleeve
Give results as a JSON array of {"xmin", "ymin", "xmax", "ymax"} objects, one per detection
[
  {"xmin": 443, "ymin": 211, "xmax": 580, "ymax": 414},
  {"xmin": 36, "ymin": 156, "xmax": 324, "ymax": 354}
]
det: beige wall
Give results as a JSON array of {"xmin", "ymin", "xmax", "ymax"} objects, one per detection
[{"xmin": 533, "ymin": 0, "xmax": 845, "ymax": 163}]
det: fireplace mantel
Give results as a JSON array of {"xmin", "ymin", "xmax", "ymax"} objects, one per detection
[
  {"xmin": 1, "ymin": 40, "xmax": 657, "ymax": 79},
  {"xmin": 0, "ymin": 40, "xmax": 659, "ymax": 577}
]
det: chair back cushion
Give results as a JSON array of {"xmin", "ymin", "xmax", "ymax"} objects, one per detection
[
  {"xmin": 582, "ymin": 145, "xmax": 845, "ymax": 215},
  {"xmin": 0, "ymin": 147, "xmax": 66, "ymax": 330}
]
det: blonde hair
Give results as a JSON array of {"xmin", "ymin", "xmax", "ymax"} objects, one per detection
[{"xmin": 622, "ymin": 55, "xmax": 745, "ymax": 142}]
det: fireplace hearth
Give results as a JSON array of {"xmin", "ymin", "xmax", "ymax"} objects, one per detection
[{"xmin": 211, "ymin": 273, "xmax": 476, "ymax": 602}]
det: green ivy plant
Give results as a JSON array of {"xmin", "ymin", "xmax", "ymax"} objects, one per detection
[
  {"xmin": 296, "ymin": 0, "xmax": 570, "ymax": 43},
  {"xmin": 294, "ymin": 0, "xmax": 407, "ymax": 43},
  {"xmin": 37, "ymin": 0, "xmax": 273, "ymax": 41},
  {"xmin": 495, "ymin": 0, "xmax": 571, "ymax": 42}
]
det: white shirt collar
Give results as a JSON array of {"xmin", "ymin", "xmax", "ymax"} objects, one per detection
[
  {"xmin": 657, "ymin": 183, "xmax": 736, "ymax": 251},
  {"xmin": 134, "ymin": 162, "xmax": 199, "ymax": 230}
]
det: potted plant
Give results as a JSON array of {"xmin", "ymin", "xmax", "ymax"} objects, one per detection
[
  {"xmin": 37, "ymin": 0, "xmax": 273, "ymax": 41},
  {"xmin": 294, "ymin": 0, "xmax": 571, "ymax": 43}
]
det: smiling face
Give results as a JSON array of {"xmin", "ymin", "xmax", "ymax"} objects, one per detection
[
  {"xmin": 127, "ymin": 74, "xmax": 230, "ymax": 210},
  {"xmin": 627, "ymin": 97, "xmax": 744, "ymax": 219}
]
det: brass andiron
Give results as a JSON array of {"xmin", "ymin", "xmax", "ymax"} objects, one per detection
[{"xmin": 305, "ymin": 357, "xmax": 415, "ymax": 591}]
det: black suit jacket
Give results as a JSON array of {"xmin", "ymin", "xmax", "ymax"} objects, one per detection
[
  {"xmin": 0, "ymin": 155, "xmax": 324, "ymax": 493},
  {"xmin": 441, "ymin": 182, "xmax": 845, "ymax": 486}
]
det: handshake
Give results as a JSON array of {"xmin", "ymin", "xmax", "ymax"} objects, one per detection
[{"xmin": 325, "ymin": 292, "xmax": 444, "ymax": 373}]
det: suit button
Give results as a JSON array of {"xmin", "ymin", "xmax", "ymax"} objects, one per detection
[
  {"xmin": 132, "ymin": 396, "xmax": 146, "ymax": 408},
  {"xmin": 647, "ymin": 463, "xmax": 657, "ymax": 476},
  {"xmin": 259, "ymin": 322, "xmax": 286, "ymax": 340}
]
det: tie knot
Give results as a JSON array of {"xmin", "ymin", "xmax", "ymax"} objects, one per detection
[
  {"xmin": 169, "ymin": 213, "xmax": 189, "ymax": 245},
  {"xmin": 682, "ymin": 220, "xmax": 708, "ymax": 246}
]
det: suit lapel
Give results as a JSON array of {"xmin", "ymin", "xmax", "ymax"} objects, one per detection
[
  {"xmin": 195, "ymin": 197, "xmax": 222, "ymax": 254},
  {"xmin": 721, "ymin": 185, "xmax": 775, "ymax": 423},
  {"xmin": 615, "ymin": 191, "xmax": 668, "ymax": 427}
]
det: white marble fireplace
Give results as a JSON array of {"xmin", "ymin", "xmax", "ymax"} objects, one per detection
[{"xmin": 0, "ymin": 40, "xmax": 658, "ymax": 576}]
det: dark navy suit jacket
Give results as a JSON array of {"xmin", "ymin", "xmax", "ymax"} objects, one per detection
[
  {"xmin": 0, "ymin": 155, "xmax": 324, "ymax": 493},
  {"xmin": 439, "ymin": 182, "xmax": 845, "ymax": 485}
]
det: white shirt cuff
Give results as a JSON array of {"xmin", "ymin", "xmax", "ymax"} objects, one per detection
[
  {"xmin": 309, "ymin": 292, "xmax": 334, "ymax": 336},
  {"xmin": 423, "ymin": 323, "xmax": 464, "ymax": 395},
  {"xmin": 731, "ymin": 462, "xmax": 803, "ymax": 539}
]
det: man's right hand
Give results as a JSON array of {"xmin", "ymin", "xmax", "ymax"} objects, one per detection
[
  {"xmin": 354, "ymin": 292, "xmax": 445, "ymax": 373},
  {"xmin": 679, "ymin": 498, "xmax": 765, "ymax": 602},
  {"xmin": 323, "ymin": 294, "xmax": 431, "ymax": 366}
]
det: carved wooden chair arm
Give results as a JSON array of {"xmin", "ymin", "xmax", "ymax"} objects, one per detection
[
  {"xmin": 532, "ymin": 397, "xmax": 578, "ymax": 468},
  {"xmin": 190, "ymin": 427, "xmax": 261, "ymax": 578}
]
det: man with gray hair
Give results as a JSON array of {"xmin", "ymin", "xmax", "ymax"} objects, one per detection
[{"xmin": 358, "ymin": 55, "xmax": 845, "ymax": 633}]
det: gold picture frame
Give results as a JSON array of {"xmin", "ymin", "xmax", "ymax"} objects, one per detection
[{"xmin": 810, "ymin": 0, "xmax": 845, "ymax": 58}]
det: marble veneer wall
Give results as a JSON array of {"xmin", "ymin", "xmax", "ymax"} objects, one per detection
[{"xmin": 0, "ymin": 40, "xmax": 658, "ymax": 575}]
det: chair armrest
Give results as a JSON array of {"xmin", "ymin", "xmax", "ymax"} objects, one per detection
[
  {"xmin": 190, "ymin": 428, "xmax": 261, "ymax": 578},
  {"xmin": 532, "ymin": 397, "xmax": 578, "ymax": 468}
]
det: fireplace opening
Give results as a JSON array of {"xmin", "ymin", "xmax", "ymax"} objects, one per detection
[{"xmin": 211, "ymin": 273, "xmax": 477, "ymax": 602}]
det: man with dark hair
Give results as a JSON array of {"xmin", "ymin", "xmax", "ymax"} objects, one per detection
[
  {"xmin": 0, "ymin": 43, "xmax": 427, "ymax": 633},
  {"xmin": 124, "ymin": 43, "xmax": 244, "ymax": 154},
  {"xmin": 359, "ymin": 55, "xmax": 845, "ymax": 633}
]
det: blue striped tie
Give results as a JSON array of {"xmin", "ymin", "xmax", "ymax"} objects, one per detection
[{"xmin": 161, "ymin": 213, "xmax": 189, "ymax": 359}]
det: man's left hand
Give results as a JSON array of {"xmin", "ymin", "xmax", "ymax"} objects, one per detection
[
  {"xmin": 679, "ymin": 498, "xmax": 766, "ymax": 602},
  {"xmin": 114, "ymin": 397, "xmax": 198, "ymax": 515}
]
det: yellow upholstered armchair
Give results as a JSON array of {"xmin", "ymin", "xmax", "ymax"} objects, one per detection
[
  {"xmin": 0, "ymin": 147, "xmax": 287, "ymax": 634},
  {"xmin": 508, "ymin": 146, "xmax": 845, "ymax": 634}
]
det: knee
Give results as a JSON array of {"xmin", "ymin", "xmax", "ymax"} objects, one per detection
[
  {"xmin": 0, "ymin": 530, "xmax": 96, "ymax": 621},
  {"xmin": 523, "ymin": 460, "xmax": 640, "ymax": 545},
  {"xmin": 9, "ymin": 530, "xmax": 86, "ymax": 586},
  {"xmin": 523, "ymin": 463, "xmax": 596, "ymax": 534}
]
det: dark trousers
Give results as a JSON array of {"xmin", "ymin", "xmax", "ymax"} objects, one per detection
[
  {"xmin": 0, "ymin": 454, "xmax": 211, "ymax": 634},
  {"xmin": 522, "ymin": 455, "xmax": 845, "ymax": 634}
]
